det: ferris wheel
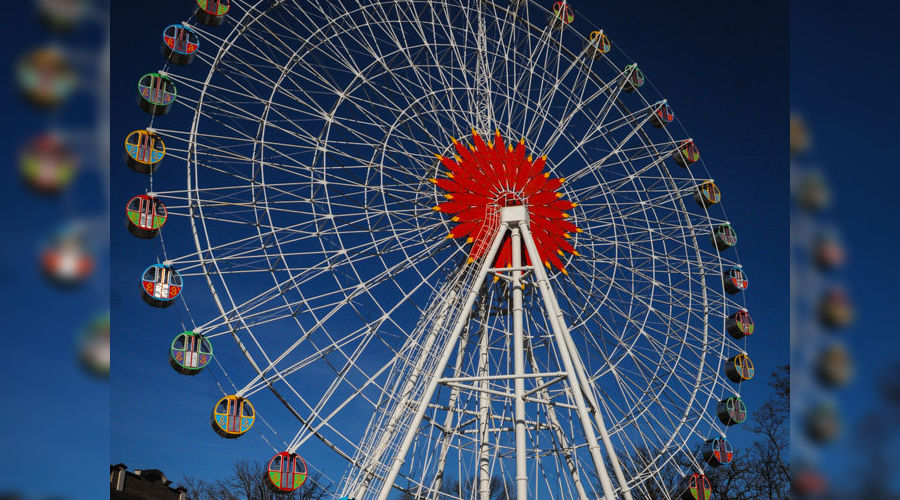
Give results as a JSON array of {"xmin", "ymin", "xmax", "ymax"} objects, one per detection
[{"xmin": 125, "ymin": 1, "xmax": 756, "ymax": 499}]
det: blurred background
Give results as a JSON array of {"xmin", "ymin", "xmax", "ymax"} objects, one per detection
[
  {"xmin": 0, "ymin": 1, "xmax": 109, "ymax": 499},
  {"xmin": 791, "ymin": 0, "xmax": 900, "ymax": 498}
]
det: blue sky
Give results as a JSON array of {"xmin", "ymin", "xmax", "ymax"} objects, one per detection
[
  {"xmin": 0, "ymin": 2, "xmax": 109, "ymax": 499},
  {"xmin": 110, "ymin": 0, "xmax": 789, "ymax": 495},
  {"xmin": 791, "ymin": 0, "xmax": 900, "ymax": 490}
]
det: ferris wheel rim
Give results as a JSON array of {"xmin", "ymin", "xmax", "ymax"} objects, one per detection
[{"xmin": 140, "ymin": 0, "xmax": 755, "ymax": 496}]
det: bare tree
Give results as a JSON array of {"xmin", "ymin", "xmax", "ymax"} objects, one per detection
[
  {"xmin": 182, "ymin": 459, "xmax": 329, "ymax": 500},
  {"xmin": 703, "ymin": 455, "xmax": 754, "ymax": 500},
  {"xmin": 609, "ymin": 367, "xmax": 790, "ymax": 500},
  {"xmin": 397, "ymin": 475, "xmax": 514, "ymax": 500},
  {"xmin": 744, "ymin": 365, "xmax": 790, "ymax": 500}
]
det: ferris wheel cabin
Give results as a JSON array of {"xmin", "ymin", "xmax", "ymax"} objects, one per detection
[
  {"xmin": 818, "ymin": 287, "xmax": 854, "ymax": 328},
  {"xmin": 162, "ymin": 24, "xmax": 200, "ymax": 65},
  {"xmin": 584, "ymin": 30, "xmax": 611, "ymax": 60},
  {"xmin": 694, "ymin": 181, "xmax": 722, "ymax": 208},
  {"xmin": 703, "ymin": 437, "xmax": 734, "ymax": 467},
  {"xmin": 36, "ymin": 0, "xmax": 89, "ymax": 31},
  {"xmin": 19, "ymin": 133, "xmax": 77, "ymax": 196},
  {"xmin": 723, "ymin": 266, "xmax": 748, "ymax": 294},
  {"xmin": 726, "ymin": 310, "xmax": 754, "ymax": 339},
  {"xmin": 681, "ymin": 473, "xmax": 712, "ymax": 500},
  {"xmin": 805, "ymin": 403, "xmax": 840, "ymax": 443},
  {"xmin": 815, "ymin": 343, "xmax": 853, "ymax": 387},
  {"xmin": 140, "ymin": 264, "xmax": 182, "ymax": 308},
  {"xmin": 195, "ymin": 0, "xmax": 230, "ymax": 26},
  {"xmin": 169, "ymin": 331, "xmax": 212, "ymax": 375},
  {"xmin": 622, "ymin": 63, "xmax": 644, "ymax": 92},
  {"xmin": 211, "ymin": 395, "xmax": 254, "ymax": 438},
  {"xmin": 694, "ymin": 181, "xmax": 721, "ymax": 208},
  {"xmin": 711, "ymin": 223, "xmax": 737, "ymax": 251},
  {"xmin": 126, "ymin": 195, "xmax": 167, "ymax": 239},
  {"xmin": 813, "ymin": 232, "xmax": 845, "ymax": 270},
  {"xmin": 725, "ymin": 353, "xmax": 755, "ymax": 383},
  {"xmin": 673, "ymin": 140, "xmax": 700, "ymax": 168},
  {"xmin": 548, "ymin": 2, "xmax": 574, "ymax": 30},
  {"xmin": 79, "ymin": 313, "xmax": 110, "ymax": 378},
  {"xmin": 717, "ymin": 396, "xmax": 748, "ymax": 426},
  {"xmin": 40, "ymin": 225, "xmax": 94, "ymax": 287},
  {"xmin": 16, "ymin": 47, "xmax": 77, "ymax": 110},
  {"xmin": 124, "ymin": 129, "xmax": 166, "ymax": 174},
  {"xmin": 137, "ymin": 73, "xmax": 176, "ymax": 116},
  {"xmin": 265, "ymin": 452, "xmax": 308, "ymax": 493},
  {"xmin": 649, "ymin": 102, "xmax": 675, "ymax": 128}
]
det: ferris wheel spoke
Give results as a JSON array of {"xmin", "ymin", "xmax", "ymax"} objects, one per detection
[
  {"xmin": 553, "ymin": 134, "xmax": 677, "ymax": 193},
  {"xmin": 559, "ymin": 270, "xmax": 711, "ymax": 370},
  {"xmin": 535, "ymin": 60, "xmax": 630, "ymax": 161},
  {"xmin": 363, "ymin": 4, "xmax": 478, "ymax": 129},
  {"xmin": 520, "ymin": 23, "xmax": 589, "ymax": 148},
  {"xmin": 525, "ymin": 33, "xmax": 599, "ymax": 152},
  {"xmin": 557, "ymin": 128, "xmax": 672, "ymax": 193},
  {"xmin": 197, "ymin": 225, "xmax": 459, "ymax": 343}
]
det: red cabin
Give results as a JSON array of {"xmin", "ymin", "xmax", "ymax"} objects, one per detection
[
  {"xmin": 265, "ymin": 452, "xmax": 308, "ymax": 493},
  {"xmin": 726, "ymin": 310, "xmax": 754, "ymax": 339},
  {"xmin": 126, "ymin": 195, "xmax": 167, "ymax": 239},
  {"xmin": 196, "ymin": 0, "xmax": 230, "ymax": 27},
  {"xmin": 673, "ymin": 140, "xmax": 700, "ymax": 167},
  {"xmin": 681, "ymin": 473, "xmax": 712, "ymax": 500},
  {"xmin": 814, "ymin": 232, "xmax": 845, "ymax": 270},
  {"xmin": 40, "ymin": 224, "xmax": 94, "ymax": 287},
  {"xmin": 548, "ymin": 1, "xmax": 574, "ymax": 30}
]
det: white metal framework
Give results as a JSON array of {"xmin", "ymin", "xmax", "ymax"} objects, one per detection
[{"xmin": 140, "ymin": 1, "xmax": 751, "ymax": 498}]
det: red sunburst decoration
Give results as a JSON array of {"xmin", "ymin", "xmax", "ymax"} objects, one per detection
[{"xmin": 432, "ymin": 129, "xmax": 580, "ymax": 274}]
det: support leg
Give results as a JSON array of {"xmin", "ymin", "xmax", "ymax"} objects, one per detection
[
  {"xmin": 478, "ymin": 300, "xmax": 492, "ymax": 500},
  {"xmin": 519, "ymin": 224, "xmax": 618, "ymax": 500},
  {"xmin": 511, "ymin": 227, "xmax": 529, "ymax": 500},
  {"xmin": 374, "ymin": 225, "xmax": 510, "ymax": 500},
  {"xmin": 552, "ymin": 290, "xmax": 634, "ymax": 500}
]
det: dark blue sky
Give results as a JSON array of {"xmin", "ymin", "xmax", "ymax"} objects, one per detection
[
  {"xmin": 0, "ymin": 2, "xmax": 109, "ymax": 499},
  {"xmin": 791, "ymin": 0, "xmax": 900, "ymax": 490},
  {"xmin": 110, "ymin": 0, "xmax": 789, "ymax": 493}
]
